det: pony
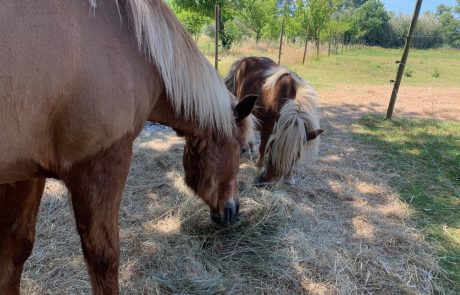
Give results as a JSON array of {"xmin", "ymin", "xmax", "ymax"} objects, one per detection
[
  {"xmin": 225, "ymin": 57, "xmax": 322, "ymax": 185},
  {"xmin": 0, "ymin": 1, "xmax": 256, "ymax": 293}
]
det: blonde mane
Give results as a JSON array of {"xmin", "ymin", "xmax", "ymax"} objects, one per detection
[
  {"xmin": 264, "ymin": 67, "xmax": 320, "ymax": 177},
  {"xmin": 91, "ymin": 0, "xmax": 235, "ymax": 137},
  {"xmin": 224, "ymin": 58, "xmax": 244, "ymax": 95}
]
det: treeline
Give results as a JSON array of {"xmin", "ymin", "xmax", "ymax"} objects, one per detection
[{"xmin": 169, "ymin": 0, "xmax": 460, "ymax": 51}]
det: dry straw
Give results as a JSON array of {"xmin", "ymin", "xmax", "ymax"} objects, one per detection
[{"xmin": 22, "ymin": 122, "xmax": 439, "ymax": 294}]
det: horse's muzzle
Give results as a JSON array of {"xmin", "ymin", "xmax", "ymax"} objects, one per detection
[{"xmin": 210, "ymin": 200, "xmax": 240, "ymax": 226}]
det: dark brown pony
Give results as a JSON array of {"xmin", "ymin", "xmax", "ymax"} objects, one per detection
[
  {"xmin": 225, "ymin": 57, "xmax": 322, "ymax": 185},
  {"xmin": 0, "ymin": 1, "xmax": 256, "ymax": 294}
]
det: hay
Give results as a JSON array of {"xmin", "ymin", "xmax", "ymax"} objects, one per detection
[{"xmin": 21, "ymin": 117, "xmax": 440, "ymax": 294}]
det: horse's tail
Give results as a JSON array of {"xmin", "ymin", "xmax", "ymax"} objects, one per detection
[
  {"xmin": 265, "ymin": 69, "xmax": 320, "ymax": 178},
  {"xmin": 223, "ymin": 58, "xmax": 243, "ymax": 95}
]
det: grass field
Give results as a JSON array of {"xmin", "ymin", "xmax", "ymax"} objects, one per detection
[
  {"xmin": 355, "ymin": 116, "xmax": 460, "ymax": 292},
  {"xmin": 198, "ymin": 37, "xmax": 460, "ymax": 89},
  {"xmin": 21, "ymin": 40, "xmax": 460, "ymax": 294}
]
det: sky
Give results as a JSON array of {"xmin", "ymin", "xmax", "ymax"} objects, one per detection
[{"xmin": 381, "ymin": 0, "xmax": 458, "ymax": 15}]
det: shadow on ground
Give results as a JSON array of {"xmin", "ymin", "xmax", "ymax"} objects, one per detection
[{"xmin": 21, "ymin": 103, "xmax": 445, "ymax": 294}]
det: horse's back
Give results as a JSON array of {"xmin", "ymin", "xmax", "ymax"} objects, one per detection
[
  {"xmin": 0, "ymin": 0, "xmax": 156, "ymax": 183},
  {"xmin": 232, "ymin": 57, "xmax": 276, "ymax": 100}
]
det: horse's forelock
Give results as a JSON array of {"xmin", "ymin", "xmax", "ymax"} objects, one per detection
[{"xmin": 264, "ymin": 67, "xmax": 320, "ymax": 177}]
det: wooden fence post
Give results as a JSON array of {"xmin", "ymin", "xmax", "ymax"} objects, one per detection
[
  {"xmin": 278, "ymin": 17, "xmax": 285, "ymax": 66},
  {"xmin": 214, "ymin": 4, "xmax": 219, "ymax": 70},
  {"xmin": 302, "ymin": 28, "xmax": 308, "ymax": 65},
  {"xmin": 386, "ymin": 0, "xmax": 423, "ymax": 120}
]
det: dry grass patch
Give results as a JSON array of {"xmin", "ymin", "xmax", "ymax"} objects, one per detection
[{"xmin": 22, "ymin": 121, "xmax": 440, "ymax": 294}]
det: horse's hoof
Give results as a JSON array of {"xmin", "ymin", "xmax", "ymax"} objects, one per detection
[
  {"xmin": 254, "ymin": 173, "xmax": 271, "ymax": 188},
  {"xmin": 256, "ymin": 164, "xmax": 264, "ymax": 174},
  {"xmin": 283, "ymin": 177, "xmax": 295, "ymax": 186}
]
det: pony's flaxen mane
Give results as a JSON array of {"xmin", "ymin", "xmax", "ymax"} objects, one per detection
[
  {"xmin": 264, "ymin": 67, "xmax": 320, "ymax": 177},
  {"xmin": 92, "ymin": 0, "xmax": 235, "ymax": 137},
  {"xmin": 223, "ymin": 58, "xmax": 243, "ymax": 95}
]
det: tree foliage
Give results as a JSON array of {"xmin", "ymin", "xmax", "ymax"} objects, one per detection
[
  {"xmin": 168, "ymin": 0, "xmax": 460, "ymax": 52},
  {"xmin": 172, "ymin": 0, "xmax": 237, "ymax": 48},
  {"xmin": 353, "ymin": 0, "xmax": 389, "ymax": 45},
  {"xmin": 233, "ymin": 0, "xmax": 278, "ymax": 42},
  {"xmin": 436, "ymin": 3, "xmax": 460, "ymax": 48},
  {"xmin": 174, "ymin": 9, "xmax": 210, "ymax": 41},
  {"xmin": 285, "ymin": 0, "xmax": 309, "ymax": 41}
]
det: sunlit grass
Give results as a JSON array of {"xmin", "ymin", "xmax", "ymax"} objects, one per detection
[
  {"xmin": 355, "ymin": 115, "xmax": 460, "ymax": 293},
  {"xmin": 197, "ymin": 36, "xmax": 460, "ymax": 90}
]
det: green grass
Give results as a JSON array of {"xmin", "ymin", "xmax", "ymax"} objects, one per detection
[
  {"xmin": 275, "ymin": 47, "xmax": 460, "ymax": 89},
  {"xmin": 197, "ymin": 37, "xmax": 460, "ymax": 90},
  {"xmin": 355, "ymin": 115, "xmax": 460, "ymax": 293}
]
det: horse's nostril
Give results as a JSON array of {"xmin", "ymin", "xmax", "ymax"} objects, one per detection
[
  {"xmin": 224, "ymin": 207, "xmax": 232, "ymax": 224},
  {"xmin": 210, "ymin": 200, "xmax": 240, "ymax": 226}
]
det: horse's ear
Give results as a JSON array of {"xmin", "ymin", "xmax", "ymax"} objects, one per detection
[
  {"xmin": 235, "ymin": 95, "xmax": 257, "ymax": 123},
  {"xmin": 306, "ymin": 129, "xmax": 323, "ymax": 141}
]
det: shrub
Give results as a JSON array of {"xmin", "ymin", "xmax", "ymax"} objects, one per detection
[{"xmin": 404, "ymin": 67, "xmax": 414, "ymax": 77}]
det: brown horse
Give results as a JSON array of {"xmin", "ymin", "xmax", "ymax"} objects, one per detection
[
  {"xmin": 225, "ymin": 57, "xmax": 322, "ymax": 185},
  {"xmin": 0, "ymin": 1, "xmax": 256, "ymax": 294}
]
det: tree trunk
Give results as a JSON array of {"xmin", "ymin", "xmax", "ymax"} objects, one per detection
[
  {"xmin": 255, "ymin": 31, "xmax": 261, "ymax": 43},
  {"xmin": 316, "ymin": 37, "xmax": 320, "ymax": 60},
  {"xmin": 302, "ymin": 38, "xmax": 308, "ymax": 65},
  {"xmin": 341, "ymin": 35, "xmax": 344, "ymax": 53}
]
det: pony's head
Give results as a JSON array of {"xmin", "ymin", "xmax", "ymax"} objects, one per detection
[
  {"xmin": 257, "ymin": 114, "xmax": 323, "ymax": 184},
  {"xmin": 256, "ymin": 71, "xmax": 322, "ymax": 185},
  {"xmin": 183, "ymin": 95, "xmax": 257, "ymax": 226}
]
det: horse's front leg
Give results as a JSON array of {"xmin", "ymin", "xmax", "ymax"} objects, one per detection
[
  {"xmin": 63, "ymin": 135, "xmax": 133, "ymax": 295},
  {"xmin": 256, "ymin": 130, "xmax": 270, "ymax": 173},
  {"xmin": 0, "ymin": 179, "xmax": 45, "ymax": 295}
]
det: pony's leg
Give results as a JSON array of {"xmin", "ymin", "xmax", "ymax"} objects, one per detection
[
  {"xmin": 256, "ymin": 131, "xmax": 270, "ymax": 172},
  {"xmin": 63, "ymin": 135, "xmax": 133, "ymax": 295},
  {"xmin": 283, "ymin": 169, "xmax": 296, "ymax": 185},
  {"xmin": 0, "ymin": 178, "xmax": 45, "ymax": 295},
  {"xmin": 249, "ymin": 141, "xmax": 256, "ymax": 155}
]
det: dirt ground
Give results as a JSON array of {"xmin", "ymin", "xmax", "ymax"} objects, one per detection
[
  {"xmin": 21, "ymin": 84, "xmax": 459, "ymax": 294},
  {"xmin": 321, "ymin": 84, "xmax": 460, "ymax": 121}
]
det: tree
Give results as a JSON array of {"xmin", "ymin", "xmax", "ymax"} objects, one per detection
[
  {"xmin": 436, "ymin": 4, "xmax": 460, "ymax": 48},
  {"xmin": 353, "ymin": 0, "xmax": 389, "ymax": 45},
  {"xmin": 285, "ymin": 0, "xmax": 309, "ymax": 42},
  {"xmin": 340, "ymin": 0, "xmax": 369, "ymax": 10},
  {"xmin": 174, "ymin": 9, "xmax": 210, "ymax": 41},
  {"xmin": 173, "ymin": 0, "xmax": 235, "ymax": 48},
  {"xmin": 327, "ymin": 19, "xmax": 351, "ymax": 54},
  {"xmin": 307, "ymin": 0, "xmax": 335, "ymax": 59},
  {"xmin": 233, "ymin": 0, "xmax": 278, "ymax": 43}
]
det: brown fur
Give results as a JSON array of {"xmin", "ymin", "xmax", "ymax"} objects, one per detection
[
  {"xmin": 0, "ymin": 0, "xmax": 254, "ymax": 293},
  {"xmin": 225, "ymin": 57, "xmax": 321, "ymax": 183},
  {"xmin": 0, "ymin": 179, "xmax": 45, "ymax": 295}
]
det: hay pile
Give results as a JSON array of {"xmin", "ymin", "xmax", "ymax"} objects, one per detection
[{"xmin": 21, "ymin": 117, "xmax": 440, "ymax": 294}]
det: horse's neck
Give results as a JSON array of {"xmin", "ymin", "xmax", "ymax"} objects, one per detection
[
  {"xmin": 270, "ymin": 75, "xmax": 297, "ymax": 113},
  {"xmin": 148, "ymin": 94, "xmax": 200, "ymax": 137}
]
